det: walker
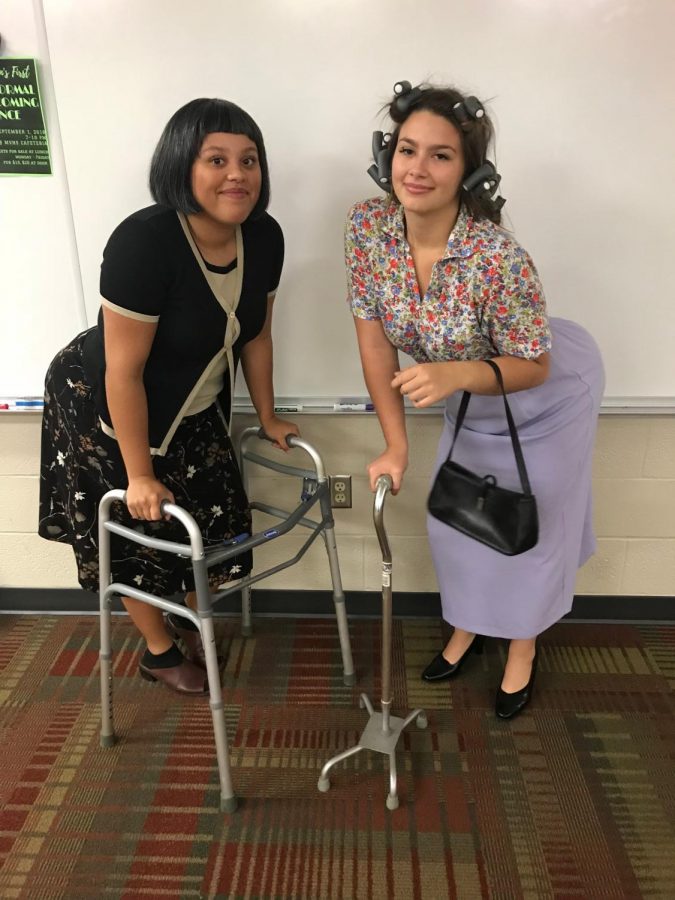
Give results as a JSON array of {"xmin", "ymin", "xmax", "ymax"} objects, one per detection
[
  {"xmin": 317, "ymin": 475, "xmax": 427, "ymax": 810},
  {"xmin": 98, "ymin": 427, "xmax": 355, "ymax": 813}
]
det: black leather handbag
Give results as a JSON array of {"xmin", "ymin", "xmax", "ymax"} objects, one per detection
[{"xmin": 427, "ymin": 359, "xmax": 538, "ymax": 556}]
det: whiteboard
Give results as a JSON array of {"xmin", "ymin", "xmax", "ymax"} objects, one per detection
[
  {"xmin": 1, "ymin": 0, "xmax": 86, "ymax": 398},
  {"xmin": 4, "ymin": 0, "xmax": 675, "ymax": 405}
]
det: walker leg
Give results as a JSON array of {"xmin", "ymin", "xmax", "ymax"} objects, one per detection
[
  {"xmin": 194, "ymin": 559, "xmax": 237, "ymax": 813},
  {"xmin": 238, "ymin": 442, "xmax": 252, "ymax": 640},
  {"xmin": 240, "ymin": 584, "xmax": 253, "ymax": 637},
  {"xmin": 98, "ymin": 515, "xmax": 116, "ymax": 749},
  {"xmin": 99, "ymin": 592, "xmax": 116, "ymax": 748},
  {"xmin": 322, "ymin": 525, "xmax": 355, "ymax": 686}
]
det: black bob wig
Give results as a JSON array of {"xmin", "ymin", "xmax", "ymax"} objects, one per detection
[{"xmin": 149, "ymin": 98, "xmax": 270, "ymax": 219}]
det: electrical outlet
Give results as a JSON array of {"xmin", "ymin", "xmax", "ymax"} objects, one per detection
[{"xmin": 329, "ymin": 475, "xmax": 352, "ymax": 508}]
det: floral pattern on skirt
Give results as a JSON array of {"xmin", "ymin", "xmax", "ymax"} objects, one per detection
[{"xmin": 38, "ymin": 330, "xmax": 252, "ymax": 595}]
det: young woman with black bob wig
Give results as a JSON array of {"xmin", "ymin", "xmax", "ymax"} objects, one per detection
[
  {"xmin": 346, "ymin": 81, "xmax": 604, "ymax": 718},
  {"xmin": 39, "ymin": 98, "xmax": 297, "ymax": 694}
]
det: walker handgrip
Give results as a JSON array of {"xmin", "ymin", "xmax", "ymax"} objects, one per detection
[
  {"xmin": 120, "ymin": 496, "xmax": 179, "ymax": 521},
  {"xmin": 257, "ymin": 428, "xmax": 300, "ymax": 448},
  {"xmin": 99, "ymin": 489, "xmax": 204, "ymax": 556},
  {"xmin": 159, "ymin": 500, "xmax": 181, "ymax": 518},
  {"xmin": 120, "ymin": 493, "xmax": 179, "ymax": 521}
]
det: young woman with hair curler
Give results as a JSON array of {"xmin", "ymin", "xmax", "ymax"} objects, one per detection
[{"xmin": 346, "ymin": 81, "xmax": 604, "ymax": 719}]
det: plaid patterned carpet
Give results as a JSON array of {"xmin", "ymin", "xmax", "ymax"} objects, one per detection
[{"xmin": 0, "ymin": 614, "xmax": 674, "ymax": 899}]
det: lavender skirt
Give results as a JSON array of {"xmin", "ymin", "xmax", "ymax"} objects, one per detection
[{"xmin": 427, "ymin": 318, "xmax": 605, "ymax": 639}]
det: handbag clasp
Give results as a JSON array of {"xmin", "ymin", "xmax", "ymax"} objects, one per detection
[{"xmin": 477, "ymin": 474, "xmax": 497, "ymax": 510}]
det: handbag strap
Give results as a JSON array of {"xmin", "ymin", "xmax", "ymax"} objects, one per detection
[{"xmin": 446, "ymin": 358, "xmax": 533, "ymax": 495}]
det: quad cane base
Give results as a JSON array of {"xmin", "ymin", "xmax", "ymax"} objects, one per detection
[{"xmin": 317, "ymin": 693, "xmax": 427, "ymax": 810}]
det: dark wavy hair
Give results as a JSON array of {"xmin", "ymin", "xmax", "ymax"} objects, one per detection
[
  {"xmin": 149, "ymin": 98, "xmax": 270, "ymax": 219},
  {"xmin": 386, "ymin": 85, "xmax": 501, "ymax": 224}
]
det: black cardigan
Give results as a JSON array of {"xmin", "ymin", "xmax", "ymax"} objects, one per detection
[{"xmin": 82, "ymin": 204, "xmax": 283, "ymax": 453}]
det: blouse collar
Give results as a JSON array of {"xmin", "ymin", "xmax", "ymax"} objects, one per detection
[{"xmin": 380, "ymin": 201, "xmax": 478, "ymax": 260}]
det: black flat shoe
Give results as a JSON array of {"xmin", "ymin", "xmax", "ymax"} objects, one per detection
[
  {"xmin": 495, "ymin": 651, "xmax": 538, "ymax": 720},
  {"xmin": 421, "ymin": 633, "xmax": 485, "ymax": 682}
]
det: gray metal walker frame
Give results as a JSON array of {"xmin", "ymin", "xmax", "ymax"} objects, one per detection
[
  {"xmin": 98, "ymin": 426, "xmax": 355, "ymax": 813},
  {"xmin": 317, "ymin": 475, "xmax": 427, "ymax": 810}
]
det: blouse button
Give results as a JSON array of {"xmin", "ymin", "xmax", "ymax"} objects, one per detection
[{"xmin": 229, "ymin": 312, "xmax": 236, "ymax": 319}]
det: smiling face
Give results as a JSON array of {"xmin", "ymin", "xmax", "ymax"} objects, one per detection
[
  {"xmin": 391, "ymin": 110, "xmax": 465, "ymax": 220},
  {"xmin": 190, "ymin": 132, "xmax": 262, "ymax": 226}
]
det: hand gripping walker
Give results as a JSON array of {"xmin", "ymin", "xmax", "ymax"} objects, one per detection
[
  {"xmin": 318, "ymin": 475, "xmax": 427, "ymax": 810},
  {"xmin": 98, "ymin": 429, "xmax": 355, "ymax": 813}
]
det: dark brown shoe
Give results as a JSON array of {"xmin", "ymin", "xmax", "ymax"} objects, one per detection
[
  {"xmin": 139, "ymin": 658, "xmax": 209, "ymax": 695},
  {"xmin": 167, "ymin": 614, "xmax": 223, "ymax": 671}
]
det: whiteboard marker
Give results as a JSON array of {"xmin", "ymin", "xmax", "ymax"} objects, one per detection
[
  {"xmin": 274, "ymin": 405, "xmax": 303, "ymax": 413},
  {"xmin": 4, "ymin": 400, "xmax": 45, "ymax": 410},
  {"xmin": 333, "ymin": 403, "xmax": 375, "ymax": 411}
]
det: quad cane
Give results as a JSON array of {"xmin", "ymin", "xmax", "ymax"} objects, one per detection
[{"xmin": 318, "ymin": 475, "xmax": 427, "ymax": 809}]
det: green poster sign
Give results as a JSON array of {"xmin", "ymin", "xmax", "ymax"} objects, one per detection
[{"xmin": 0, "ymin": 58, "xmax": 52, "ymax": 175}]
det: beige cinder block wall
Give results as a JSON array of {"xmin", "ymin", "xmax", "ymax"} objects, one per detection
[{"xmin": 1, "ymin": 415, "xmax": 674, "ymax": 598}]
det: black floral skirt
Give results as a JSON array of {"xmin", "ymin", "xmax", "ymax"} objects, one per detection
[{"xmin": 39, "ymin": 330, "xmax": 252, "ymax": 594}]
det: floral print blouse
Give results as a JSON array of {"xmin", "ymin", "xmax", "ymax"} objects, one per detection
[{"xmin": 345, "ymin": 197, "xmax": 552, "ymax": 362}]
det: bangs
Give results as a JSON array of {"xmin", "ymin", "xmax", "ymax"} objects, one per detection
[{"xmin": 199, "ymin": 101, "xmax": 261, "ymax": 144}]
